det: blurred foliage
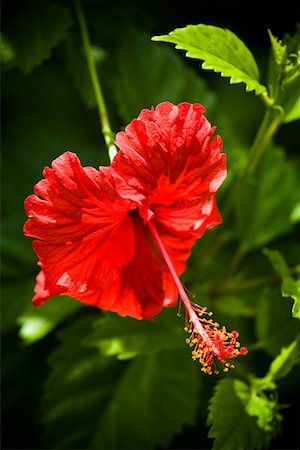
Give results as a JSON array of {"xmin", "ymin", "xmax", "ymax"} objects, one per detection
[{"xmin": 1, "ymin": 1, "xmax": 299, "ymax": 449}]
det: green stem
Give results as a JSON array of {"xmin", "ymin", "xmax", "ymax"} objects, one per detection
[
  {"xmin": 260, "ymin": 91, "xmax": 275, "ymax": 108},
  {"xmin": 211, "ymin": 264, "xmax": 300, "ymax": 296},
  {"xmin": 222, "ymin": 105, "xmax": 282, "ymax": 221},
  {"xmin": 216, "ymin": 244, "xmax": 246, "ymax": 292},
  {"xmin": 246, "ymin": 341, "xmax": 265, "ymax": 352},
  {"xmin": 245, "ymin": 108, "xmax": 281, "ymax": 176},
  {"xmin": 74, "ymin": 0, "xmax": 117, "ymax": 161},
  {"xmin": 214, "ymin": 105, "xmax": 282, "ymax": 283}
]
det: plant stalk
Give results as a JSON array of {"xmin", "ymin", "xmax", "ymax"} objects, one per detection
[
  {"xmin": 74, "ymin": 0, "xmax": 117, "ymax": 161},
  {"xmin": 222, "ymin": 106, "xmax": 282, "ymax": 221},
  {"xmin": 211, "ymin": 265, "xmax": 300, "ymax": 297}
]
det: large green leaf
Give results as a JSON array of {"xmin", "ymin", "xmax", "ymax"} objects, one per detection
[
  {"xmin": 234, "ymin": 146, "xmax": 297, "ymax": 250},
  {"xmin": 41, "ymin": 316, "xmax": 200, "ymax": 449},
  {"xmin": 1, "ymin": 0, "xmax": 72, "ymax": 74},
  {"xmin": 115, "ymin": 29, "xmax": 216, "ymax": 123},
  {"xmin": 85, "ymin": 308, "xmax": 184, "ymax": 359},
  {"xmin": 153, "ymin": 24, "xmax": 266, "ymax": 95},
  {"xmin": 41, "ymin": 316, "xmax": 124, "ymax": 449},
  {"xmin": 208, "ymin": 379, "xmax": 273, "ymax": 449},
  {"xmin": 263, "ymin": 248, "xmax": 300, "ymax": 319},
  {"xmin": 90, "ymin": 350, "xmax": 200, "ymax": 449}
]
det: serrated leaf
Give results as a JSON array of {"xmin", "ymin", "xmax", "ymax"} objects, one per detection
[
  {"xmin": 2, "ymin": 0, "xmax": 72, "ymax": 74},
  {"xmin": 41, "ymin": 317, "xmax": 200, "ymax": 449},
  {"xmin": 115, "ymin": 29, "xmax": 216, "ymax": 123},
  {"xmin": 153, "ymin": 24, "xmax": 266, "ymax": 95},
  {"xmin": 85, "ymin": 308, "xmax": 184, "ymax": 359},
  {"xmin": 17, "ymin": 296, "xmax": 82, "ymax": 344},
  {"xmin": 268, "ymin": 29, "xmax": 287, "ymax": 68},
  {"xmin": 91, "ymin": 349, "xmax": 200, "ymax": 449},
  {"xmin": 268, "ymin": 26, "xmax": 300, "ymax": 122},
  {"xmin": 246, "ymin": 390, "xmax": 281, "ymax": 433},
  {"xmin": 263, "ymin": 248, "xmax": 300, "ymax": 319},
  {"xmin": 208, "ymin": 379, "xmax": 272, "ymax": 449},
  {"xmin": 234, "ymin": 147, "xmax": 297, "ymax": 250},
  {"xmin": 40, "ymin": 316, "xmax": 124, "ymax": 449},
  {"xmin": 268, "ymin": 338, "xmax": 300, "ymax": 381}
]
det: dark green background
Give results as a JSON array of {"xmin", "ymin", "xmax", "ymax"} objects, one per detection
[{"xmin": 1, "ymin": 1, "xmax": 299, "ymax": 449}]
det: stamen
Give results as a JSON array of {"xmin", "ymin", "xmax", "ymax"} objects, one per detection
[
  {"xmin": 177, "ymin": 298, "xmax": 182, "ymax": 317},
  {"xmin": 147, "ymin": 220, "xmax": 247, "ymax": 375}
]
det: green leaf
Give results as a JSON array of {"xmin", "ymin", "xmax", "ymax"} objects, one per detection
[
  {"xmin": 115, "ymin": 29, "xmax": 216, "ymax": 123},
  {"xmin": 268, "ymin": 338, "xmax": 300, "ymax": 381},
  {"xmin": 268, "ymin": 26, "xmax": 300, "ymax": 123},
  {"xmin": 41, "ymin": 316, "xmax": 124, "ymax": 449},
  {"xmin": 153, "ymin": 24, "xmax": 266, "ymax": 95},
  {"xmin": 90, "ymin": 350, "xmax": 200, "ymax": 449},
  {"xmin": 17, "ymin": 296, "xmax": 82, "ymax": 344},
  {"xmin": 41, "ymin": 317, "xmax": 200, "ymax": 449},
  {"xmin": 255, "ymin": 287, "xmax": 300, "ymax": 356},
  {"xmin": 252, "ymin": 339, "xmax": 300, "ymax": 395},
  {"xmin": 244, "ymin": 389, "xmax": 282, "ymax": 433},
  {"xmin": 85, "ymin": 308, "xmax": 184, "ymax": 359},
  {"xmin": 208, "ymin": 379, "xmax": 272, "ymax": 449},
  {"xmin": 290, "ymin": 201, "xmax": 300, "ymax": 224},
  {"xmin": 0, "ymin": 33, "xmax": 15, "ymax": 64},
  {"xmin": 268, "ymin": 30, "xmax": 287, "ymax": 68},
  {"xmin": 234, "ymin": 147, "xmax": 297, "ymax": 250},
  {"xmin": 283, "ymin": 96, "xmax": 300, "ymax": 123},
  {"xmin": 263, "ymin": 248, "xmax": 300, "ymax": 319},
  {"xmin": 2, "ymin": 0, "xmax": 72, "ymax": 74}
]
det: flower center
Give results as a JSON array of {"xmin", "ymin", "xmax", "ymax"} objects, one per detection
[{"xmin": 147, "ymin": 220, "xmax": 247, "ymax": 375}]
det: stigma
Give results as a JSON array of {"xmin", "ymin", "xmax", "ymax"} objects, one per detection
[{"xmin": 184, "ymin": 303, "xmax": 248, "ymax": 375}]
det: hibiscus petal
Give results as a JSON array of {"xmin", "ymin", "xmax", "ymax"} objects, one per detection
[
  {"xmin": 157, "ymin": 197, "xmax": 222, "ymax": 264},
  {"xmin": 113, "ymin": 102, "xmax": 226, "ymax": 305},
  {"xmin": 24, "ymin": 152, "xmax": 137, "ymax": 298},
  {"xmin": 114, "ymin": 102, "xmax": 226, "ymax": 200},
  {"xmin": 76, "ymin": 213, "xmax": 164, "ymax": 319},
  {"xmin": 32, "ymin": 270, "xmax": 66, "ymax": 307},
  {"xmin": 31, "ymin": 219, "xmax": 164, "ymax": 320}
]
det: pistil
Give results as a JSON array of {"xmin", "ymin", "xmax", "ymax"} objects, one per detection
[{"xmin": 147, "ymin": 220, "xmax": 247, "ymax": 374}]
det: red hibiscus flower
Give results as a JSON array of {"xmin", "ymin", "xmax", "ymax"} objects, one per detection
[
  {"xmin": 113, "ymin": 102, "xmax": 226, "ymax": 307},
  {"xmin": 24, "ymin": 152, "xmax": 163, "ymax": 320},
  {"xmin": 24, "ymin": 102, "xmax": 247, "ymax": 374}
]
